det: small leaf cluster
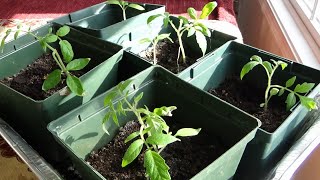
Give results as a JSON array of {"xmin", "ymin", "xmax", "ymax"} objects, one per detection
[
  {"xmin": 102, "ymin": 80, "xmax": 201, "ymax": 180},
  {"xmin": 139, "ymin": 33, "xmax": 173, "ymax": 64},
  {"xmin": 147, "ymin": 1, "xmax": 218, "ymax": 64},
  {"xmin": 1, "ymin": 25, "xmax": 90, "ymax": 96},
  {"xmin": 106, "ymin": 0, "xmax": 145, "ymax": 20},
  {"xmin": 241, "ymin": 55, "xmax": 317, "ymax": 111}
]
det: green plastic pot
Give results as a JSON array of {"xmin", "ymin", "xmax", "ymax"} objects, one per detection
[
  {"xmin": 52, "ymin": 2, "xmax": 165, "ymax": 43},
  {"xmin": 48, "ymin": 66, "xmax": 260, "ymax": 180},
  {"xmin": 183, "ymin": 41, "xmax": 320, "ymax": 179},
  {"xmin": 127, "ymin": 16, "xmax": 237, "ymax": 75},
  {"xmin": 0, "ymin": 23, "xmax": 151, "ymax": 161}
]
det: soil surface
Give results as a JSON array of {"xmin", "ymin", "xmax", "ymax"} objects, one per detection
[
  {"xmin": 0, "ymin": 53, "xmax": 85, "ymax": 100},
  {"xmin": 86, "ymin": 120, "xmax": 227, "ymax": 180},
  {"xmin": 140, "ymin": 39, "xmax": 199, "ymax": 74},
  {"xmin": 209, "ymin": 76, "xmax": 290, "ymax": 132}
]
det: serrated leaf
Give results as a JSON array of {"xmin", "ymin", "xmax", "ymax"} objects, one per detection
[
  {"xmin": 139, "ymin": 38, "xmax": 152, "ymax": 44},
  {"xmin": 66, "ymin": 58, "xmax": 90, "ymax": 71},
  {"xmin": 262, "ymin": 61, "xmax": 273, "ymax": 75},
  {"xmin": 285, "ymin": 92, "xmax": 296, "ymax": 110},
  {"xmin": 278, "ymin": 88, "xmax": 285, "ymax": 96},
  {"xmin": 250, "ymin": 55, "xmax": 262, "ymax": 63},
  {"xmin": 187, "ymin": 27, "xmax": 196, "ymax": 37},
  {"xmin": 56, "ymin": 26, "xmax": 70, "ymax": 37},
  {"xmin": 134, "ymin": 92, "xmax": 143, "ymax": 105},
  {"xmin": 122, "ymin": 139, "xmax": 144, "ymax": 167},
  {"xmin": 200, "ymin": 1, "xmax": 217, "ymax": 19},
  {"xmin": 187, "ymin": 7, "xmax": 197, "ymax": 19},
  {"xmin": 125, "ymin": 131, "xmax": 140, "ymax": 143},
  {"xmin": 45, "ymin": 34, "xmax": 58, "ymax": 43},
  {"xmin": 104, "ymin": 91, "xmax": 117, "ymax": 106},
  {"xmin": 66, "ymin": 74, "xmax": 84, "ymax": 96},
  {"xmin": 153, "ymin": 106, "xmax": 177, "ymax": 117},
  {"xmin": 195, "ymin": 31, "xmax": 207, "ymax": 56},
  {"xmin": 102, "ymin": 111, "xmax": 111, "ymax": 125},
  {"xmin": 270, "ymin": 88, "xmax": 279, "ymax": 96},
  {"xmin": 240, "ymin": 61, "xmax": 259, "ymax": 80},
  {"xmin": 294, "ymin": 82, "xmax": 315, "ymax": 93},
  {"xmin": 286, "ymin": 76, "xmax": 296, "ymax": 88},
  {"xmin": 112, "ymin": 112, "xmax": 119, "ymax": 126},
  {"xmin": 144, "ymin": 150, "xmax": 170, "ymax": 180},
  {"xmin": 59, "ymin": 40, "xmax": 74, "ymax": 63},
  {"xmin": 128, "ymin": 4, "xmax": 145, "ymax": 11},
  {"xmin": 147, "ymin": 14, "xmax": 162, "ymax": 24},
  {"xmin": 299, "ymin": 96, "xmax": 317, "ymax": 110},
  {"xmin": 146, "ymin": 133, "xmax": 179, "ymax": 146},
  {"xmin": 175, "ymin": 128, "xmax": 201, "ymax": 137},
  {"xmin": 42, "ymin": 69, "xmax": 62, "ymax": 91},
  {"xmin": 117, "ymin": 101, "xmax": 126, "ymax": 116}
]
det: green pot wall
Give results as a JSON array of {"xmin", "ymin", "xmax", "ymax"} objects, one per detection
[
  {"xmin": 48, "ymin": 66, "xmax": 260, "ymax": 180},
  {"xmin": 183, "ymin": 41, "xmax": 320, "ymax": 179},
  {"xmin": 52, "ymin": 2, "xmax": 165, "ymax": 44},
  {"xmin": 126, "ymin": 16, "xmax": 237, "ymax": 76},
  {"xmin": 0, "ymin": 23, "xmax": 151, "ymax": 161}
]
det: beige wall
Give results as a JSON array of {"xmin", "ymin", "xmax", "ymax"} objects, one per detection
[{"xmin": 238, "ymin": 0, "xmax": 295, "ymax": 60}]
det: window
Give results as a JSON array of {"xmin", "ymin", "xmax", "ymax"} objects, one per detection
[{"xmin": 290, "ymin": 0, "xmax": 320, "ymax": 46}]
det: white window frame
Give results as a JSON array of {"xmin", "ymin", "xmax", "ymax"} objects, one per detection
[{"xmin": 268, "ymin": 0, "xmax": 320, "ymax": 69}]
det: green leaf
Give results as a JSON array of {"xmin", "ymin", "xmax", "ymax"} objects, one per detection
[
  {"xmin": 200, "ymin": 1, "xmax": 218, "ymax": 19},
  {"xmin": 118, "ymin": 79, "xmax": 133, "ymax": 92},
  {"xmin": 286, "ymin": 76, "xmax": 296, "ymax": 88},
  {"xmin": 117, "ymin": 101, "xmax": 126, "ymax": 116},
  {"xmin": 42, "ymin": 69, "xmax": 62, "ymax": 91},
  {"xmin": 240, "ymin": 61, "xmax": 259, "ymax": 80},
  {"xmin": 285, "ymin": 92, "xmax": 296, "ymax": 110},
  {"xmin": 45, "ymin": 34, "xmax": 58, "ymax": 43},
  {"xmin": 122, "ymin": 139, "xmax": 144, "ymax": 167},
  {"xmin": 147, "ymin": 14, "xmax": 163, "ymax": 24},
  {"xmin": 178, "ymin": 16, "xmax": 189, "ymax": 25},
  {"xmin": 48, "ymin": 27, "xmax": 53, "ymax": 34},
  {"xmin": 128, "ymin": 4, "xmax": 145, "ymax": 11},
  {"xmin": 66, "ymin": 75, "xmax": 84, "ymax": 96},
  {"xmin": 262, "ymin": 61, "xmax": 273, "ymax": 75},
  {"xmin": 134, "ymin": 92, "xmax": 143, "ymax": 105},
  {"xmin": 270, "ymin": 88, "xmax": 279, "ymax": 96},
  {"xmin": 102, "ymin": 111, "xmax": 111, "ymax": 125},
  {"xmin": 294, "ymin": 82, "xmax": 315, "ymax": 93},
  {"xmin": 278, "ymin": 88, "xmax": 285, "ymax": 96},
  {"xmin": 39, "ymin": 38, "xmax": 47, "ymax": 52},
  {"xmin": 195, "ymin": 31, "xmax": 207, "ymax": 56},
  {"xmin": 174, "ymin": 128, "xmax": 201, "ymax": 137},
  {"xmin": 112, "ymin": 112, "xmax": 119, "ymax": 126},
  {"xmin": 153, "ymin": 106, "xmax": 177, "ymax": 117},
  {"xmin": 66, "ymin": 58, "xmax": 90, "ymax": 71},
  {"xmin": 144, "ymin": 150, "xmax": 170, "ymax": 180},
  {"xmin": 146, "ymin": 133, "xmax": 180, "ymax": 146},
  {"xmin": 106, "ymin": 0, "xmax": 121, "ymax": 5},
  {"xmin": 59, "ymin": 40, "xmax": 74, "ymax": 63},
  {"xmin": 250, "ymin": 55, "xmax": 262, "ymax": 63},
  {"xmin": 125, "ymin": 131, "xmax": 140, "ymax": 143},
  {"xmin": 157, "ymin": 33, "xmax": 171, "ymax": 41},
  {"xmin": 163, "ymin": 13, "xmax": 170, "ymax": 27},
  {"xmin": 196, "ymin": 22, "xmax": 211, "ymax": 37},
  {"xmin": 277, "ymin": 60, "xmax": 288, "ymax": 70},
  {"xmin": 299, "ymin": 96, "xmax": 317, "ymax": 110},
  {"xmin": 56, "ymin": 26, "xmax": 70, "ymax": 37},
  {"xmin": 104, "ymin": 91, "xmax": 117, "ymax": 106},
  {"xmin": 139, "ymin": 38, "xmax": 152, "ymax": 44},
  {"xmin": 187, "ymin": 7, "xmax": 197, "ymax": 19},
  {"xmin": 187, "ymin": 27, "xmax": 196, "ymax": 37}
]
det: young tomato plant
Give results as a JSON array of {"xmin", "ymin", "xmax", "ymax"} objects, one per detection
[
  {"xmin": 241, "ymin": 55, "xmax": 317, "ymax": 111},
  {"xmin": 0, "ymin": 25, "xmax": 90, "ymax": 96},
  {"xmin": 106, "ymin": 0, "xmax": 145, "ymax": 20},
  {"xmin": 147, "ymin": 1, "xmax": 217, "ymax": 64},
  {"xmin": 102, "ymin": 80, "xmax": 201, "ymax": 180},
  {"xmin": 139, "ymin": 33, "xmax": 173, "ymax": 64}
]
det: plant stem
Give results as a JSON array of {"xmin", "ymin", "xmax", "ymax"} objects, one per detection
[
  {"xmin": 153, "ymin": 42, "xmax": 157, "ymax": 65},
  {"xmin": 262, "ymin": 63, "xmax": 279, "ymax": 111},
  {"xmin": 122, "ymin": 7, "xmax": 127, "ymax": 20},
  {"xmin": 169, "ymin": 20, "xmax": 187, "ymax": 64},
  {"xmin": 46, "ymin": 44, "xmax": 68, "ymax": 74}
]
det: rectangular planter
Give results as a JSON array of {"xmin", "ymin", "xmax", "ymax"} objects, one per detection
[
  {"xmin": 183, "ymin": 41, "xmax": 320, "ymax": 179},
  {"xmin": 48, "ymin": 66, "xmax": 260, "ymax": 180},
  {"xmin": 52, "ymin": 2, "xmax": 165, "ymax": 43},
  {"xmin": 0, "ymin": 23, "xmax": 151, "ymax": 161}
]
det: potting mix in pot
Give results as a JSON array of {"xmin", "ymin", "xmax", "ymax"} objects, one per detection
[{"xmin": 209, "ymin": 55, "xmax": 317, "ymax": 132}]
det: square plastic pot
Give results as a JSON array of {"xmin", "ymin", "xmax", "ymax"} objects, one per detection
[
  {"xmin": 48, "ymin": 66, "xmax": 260, "ymax": 180},
  {"xmin": 183, "ymin": 41, "xmax": 320, "ymax": 179},
  {"xmin": 52, "ymin": 2, "xmax": 165, "ymax": 43},
  {"xmin": 0, "ymin": 23, "xmax": 151, "ymax": 161}
]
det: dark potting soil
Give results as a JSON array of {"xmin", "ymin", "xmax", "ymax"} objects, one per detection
[
  {"xmin": 86, "ymin": 120, "xmax": 227, "ymax": 179},
  {"xmin": 140, "ymin": 39, "xmax": 199, "ymax": 74},
  {"xmin": 209, "ymin": 76, "xmax": 290, "ymax": 132},
  {"xmin": 0, "ymin": 53, "xmax": 85, "ymax": 100}
]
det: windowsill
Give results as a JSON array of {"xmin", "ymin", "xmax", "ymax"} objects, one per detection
[{"xmin": 268, "ymin": 0, "xmax": 320, "ymax": 70}]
